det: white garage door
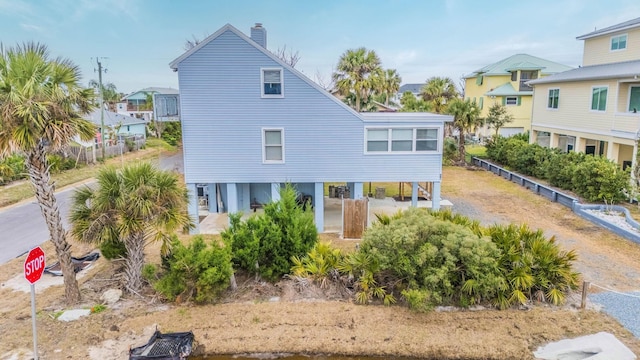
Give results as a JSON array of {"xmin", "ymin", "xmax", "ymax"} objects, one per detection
[{"xmin": 499, "ymin": 127, "xmax": 525, "ymax": 137}]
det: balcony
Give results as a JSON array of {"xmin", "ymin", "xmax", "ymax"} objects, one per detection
[{"xmin": 519, "ymin": 80, "xmax": 534, "ymax": 92}]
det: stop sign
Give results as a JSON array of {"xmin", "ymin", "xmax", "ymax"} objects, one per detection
[{"xmin": 24, "ymin": 247, "xmax": 45, "ymax": 284}]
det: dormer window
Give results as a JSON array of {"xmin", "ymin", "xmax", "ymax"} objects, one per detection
[
  {"xmin": 261, "ymin": 68, "xmax": 283, "ymax": 98},
  {"xmin": 611, "ymin": 34, "xmax": 627, "ymax": 51}
]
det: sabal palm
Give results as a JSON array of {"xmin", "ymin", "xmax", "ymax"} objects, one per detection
[
  {"xmin": 88, "ymin": 80, "xmax": 120, "ymax": 111},
  {"xmin": 420, "ymin": 77, "xmax": 458, "ymax": 114},
  {"xmin": 0, "ymin": 43, "xmax": 95, "ymax": 304},
  {"xmin": 447, "ymin": 98, "xmax": 482, "ymax": 161},
  {"xmin": 379, "ymin": 69, "xmax": 401, "ymax": 106},
  {"xmin": 70, "ymin": 162, "xmax": 194, "ymax": 294},
  {"xmin": 333, "ymin": 47, "xmax": 381, "ymax": 112}
]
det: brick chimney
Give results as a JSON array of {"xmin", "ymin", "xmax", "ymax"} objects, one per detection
[{"xmin": 250, "ymin": 23, "xmax": 266, "ymax": 48}]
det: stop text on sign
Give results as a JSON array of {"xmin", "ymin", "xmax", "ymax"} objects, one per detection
[{"xmin": 25, "ymin": 254, "xmax": 45, "ymax": 276}]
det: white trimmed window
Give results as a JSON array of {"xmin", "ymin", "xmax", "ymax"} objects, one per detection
[
  {"xmin": 366, "ymin": 128, "xmax": 439, "ymax": 153},
  {"xmin": 611, "ymin": 34, "xmax": 627, "ymax": 51},
  {"xmin": 263, "ymin": 128, "xmax": 284, "ymax": 163},
  {"xmin": 591, "ymin": 86, "xmax": 607, "ymax": 111},
  {"xmin": 261, "ymin": 68, "xmax": 283, "ymax": 98},
  {"xmin": 548, "ymin": 88, "xmax": 559, "ymax": 109},
  {"xmin": 505, "ymin": 96, "xmax": 518, "ymax": 106}
]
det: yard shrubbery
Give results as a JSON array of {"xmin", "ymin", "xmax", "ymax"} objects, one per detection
[
  {"xmin": 292, "ymin": 208, "xmax": 579, "ymax": 311},
  {"xmin": 485, "ymin": 135, "xmax": 630, "ymax": 203},
  {"xmin": 222, "ymin": 184, "xmax": 318, "ymax": 281}
]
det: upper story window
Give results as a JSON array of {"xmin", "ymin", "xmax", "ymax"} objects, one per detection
[
  {"xmin": 505, "ymin": 96, "xmax": 518, "ymax": 106},
  {"xmin": 261, "ymin": 68, "xmax": 283, "ymax": 98},
  {"xmin": 366, "ymin": 128, "xmax": 439, "ymax": 153},
  {"xmin": 611, "ymin": 34, "xmax": 627, "ymax": 51},
  {"xmin": 263, "ymin": 128, "xmax": 284, "ymax": 163},
  {"xmin": 510, "ymin": 71, "xmax": 517, "ymax": 81},
  {"xmin": 548, "ymin": 89, "xmax": 559, "ymax": 109},
  {"xmin": 591, "ymin": 86, "xmax": 608, "ymax": 111}
]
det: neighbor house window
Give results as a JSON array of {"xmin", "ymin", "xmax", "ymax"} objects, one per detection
[
  {"xmin": 611, "ymin": 34, "xmax": 627, "ymax": 51},
  {"xmin": 263, "ymin": 128, "xmax": 284, "ymax": 163},
  {"xmin": 366, "ymin": 128, "xmax": 439, "ymax": 153},
  {"xmin": 591, "ymin": 86, "xmax": 608, "ymax": 111},
  {"xmin": 629, "ymin": 86, "xmax": 640, "ymax": 113},
  {"xmin": 261, "ymin": 68, "xmax": 283, "ymax": 97},
  {"xmin": 505, "ymin": 96, "xmax": 518, "ymax": 106},
  {"xmin": 548, "ymin": 88, "xmax": 559, "ymax": 109}
]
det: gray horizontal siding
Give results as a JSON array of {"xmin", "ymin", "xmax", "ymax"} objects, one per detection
[{"xmin": 179, "ymin": 30, "xmax": 443, "ymax": 184}]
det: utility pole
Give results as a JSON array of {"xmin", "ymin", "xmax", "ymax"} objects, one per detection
[{"xmin": 95, "ymin": 57, "xmax": 106, "ymax": 161}]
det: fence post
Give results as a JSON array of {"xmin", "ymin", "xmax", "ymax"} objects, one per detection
[{"xmin": 581, "ymin": 281, "xmax": 590, "ymax": 310}]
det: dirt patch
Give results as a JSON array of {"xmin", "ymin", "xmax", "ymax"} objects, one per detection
[{"xmin": 2, "ymin": 167, "xmax": 640, "ymax": 359}]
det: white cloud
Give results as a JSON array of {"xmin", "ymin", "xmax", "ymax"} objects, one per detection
[{"xmin": 20, "ymin": 23, "xmax": 43, "ymax": 33}]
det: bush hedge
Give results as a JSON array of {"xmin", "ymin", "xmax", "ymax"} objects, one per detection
[{"xmin": 484, "ymin": 135, "xmax": 630, "ymax": 203}]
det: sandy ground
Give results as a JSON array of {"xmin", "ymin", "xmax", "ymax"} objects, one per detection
[{"xmin": 2, "ymin": 165, "xmax": 640, "ymax": 359}]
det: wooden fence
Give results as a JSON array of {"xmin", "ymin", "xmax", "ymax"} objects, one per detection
[
  {"xmin": 342, "ymin": 198, "xmax": 369, "ymax": 239},
  {"xmin": 69, "ymin": 139, "xmax": 146, "ymax": 164}
]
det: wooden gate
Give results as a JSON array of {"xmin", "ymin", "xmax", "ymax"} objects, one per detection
[{"xmin": 342, "ymin": 198, "xmax": 369, "ymax": 239}]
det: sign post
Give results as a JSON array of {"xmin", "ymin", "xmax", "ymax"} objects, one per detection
[{"xmin": 24, "ymin": 246, "xmax": 45, "ymax": 360}]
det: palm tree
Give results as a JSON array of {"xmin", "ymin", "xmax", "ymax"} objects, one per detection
[
  {"xmin": 332, "ymin": 47, "xmax": 381, "ymax": 112},
  {"xmin": 447, "ymin": 98, "xmax": 483, "ymax": 161},
  {"xmin": 69, "ymin": 162, "xmax": 194, "ymax": 294},
  {"xmin": 420, "ymin": 77, "xmax": 458, "ymax": 114},
  {"xmin": 379, "ymin": 69, "xmax": 401, "ymax": 107},
  {"xmin": 88, "ymin": 80, "xmax": 120, "ymax": 112},
  {"xmin": 0, "ymin": 43, "xmax": 95, "ymax": 304}
]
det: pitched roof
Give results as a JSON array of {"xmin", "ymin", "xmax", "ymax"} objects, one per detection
[
  {"xmin": 399, "ymin": 83, "xmax": 425, "ymax": 94},
  {"xmin": 484, "ymin": 83, "xmax": 531, "ymax": 96},
  {"xmin": 121, "ymin": 87, "xmax": 179, "ymax": 101},
  {"xmin": 464, "ymin": 54, "xmax": 573, "ymax": 78},
  {"xmin": 576, "ymin": 17, "xmax": 640, "ymax": 40},
  {"xmin": 527, "ymin": 59, "xmax": 640, "ymax": 85},
  {"xmin": 86, "ymin": 109, "xmax": 146, "ymax": 127},
  {"xmin": 169, "ymin": 24, "xmax": 450, "ymax": 122}
]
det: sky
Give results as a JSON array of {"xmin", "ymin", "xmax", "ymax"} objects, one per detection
[{"xmin": 1, "ymin": 0, "xmax": 640, "ymax": 95}]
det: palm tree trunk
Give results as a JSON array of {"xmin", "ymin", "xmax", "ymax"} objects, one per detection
[
  {"xmin": 123, "ymin": 232, "xmax": 145, "ymax": 294},
  {"xmin": 26, "ymin": 144, "xmax": 81, "ymax": 304},
  {"xmin": 458, "ymin": 129, "xmax": 466, "ymax": 162}
]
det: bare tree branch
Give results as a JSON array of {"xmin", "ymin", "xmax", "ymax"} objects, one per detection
[{"xmin": 274, "ymin": 45, "xmax": 300, "ymax": 68}]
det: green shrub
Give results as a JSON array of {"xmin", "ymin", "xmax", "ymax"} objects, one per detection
[
  {"xmin": 222, "ymin": 184, "xmax": 318, "ymax": 281},
  {"xmin": 360, "ymin": 207, "xmax": 504, "ymax": 308},
  {"xmin": 442, "ymin": 137, "xmax": 458, "ymax": 164},
  {"xmin": 0, "ymin": 154, "xmax": 26, "ymax": 184},
  {"xmin": 152, "ymin": 235, "xmax": 233, "ymax": 303},
  {"xmin": 291, "ymin": 241, "xmax": 343, "ymax": 287},
  {"xmin": 100, "ymin": 239, "xmax": 127, "ymax": 260},
  {"xmin": 46, "ymin": 153, "xmax": 75, "ymax": 173},
  {"xmin": 546, "ymin": 150, "xmax": 583, "ymax": 189},
  {"xmin": 487, "ymin": 224, "xmax": 579, "ymax": 308},
  {"xmin": 572, "ymin": 155, "xmax": 630, "ymax": 203}
]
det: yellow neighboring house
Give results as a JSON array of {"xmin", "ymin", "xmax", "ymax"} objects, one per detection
[
  {"xmin": 528, "ymin": 16, "xmax": 640, "ymax": 169},
  {"xmin": 464, "ymin": 54, "xmax": 572, "ymax": 137}
]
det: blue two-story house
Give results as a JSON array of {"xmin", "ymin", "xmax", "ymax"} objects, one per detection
[{"xmin": 170, "ymin": 23, "xmax": 453, "ymax": 233}]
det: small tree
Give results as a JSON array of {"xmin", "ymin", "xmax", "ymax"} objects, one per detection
[
  {"xmin": 485, "ymin": 103, "xmax": 514, "ymax": 137},
  {"xmin": 70, "ymin": 162, "xmax": 194, "ymax": 294},
  {"xmin": 222, "ymin": 184, "xmax": 318, "ymax": 281}
]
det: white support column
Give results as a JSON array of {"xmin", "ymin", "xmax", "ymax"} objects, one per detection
[
  {"xmin": 271, "ymin": 182, "xmax": 281, "ymax": 202},
  {"xmin": 575, "ymin": 136, "xmax": 584, "ymax": 153},
  {"xmin": 607, "ymin": 141, "xmax": 620, "ymax": 163},
  {"xmin": 411, "ymin": 181, "xmax": 418, "ymax": 207},
  {"xmin": 353, "ymin": 182, "xmax": 363, "ymax": 199},
  {"xmin": 207, "ymin": 183, "xmax": 217, "ymax": 213},
  {"xmin": 550, "ymin": 132, "xmax": 559, "ymax": 149},
  {"xmin": 314, "ymin": 182, "xmax": 324, "ymax": 233},
  {"xmin": 226, "ymin": 183, "xmax": 238, "ymax": 214},
  {"xmin": 432, "ymin": 181, "xmax": 441, "ymax": 211},
  {"xmin": 186, "ymin": 183, "xmax": 199, "ymax": 234}
]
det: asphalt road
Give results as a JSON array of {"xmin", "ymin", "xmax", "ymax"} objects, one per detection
[{"xmin": 0, "ymin": 149, "xmax": 183, "ymax": 264}]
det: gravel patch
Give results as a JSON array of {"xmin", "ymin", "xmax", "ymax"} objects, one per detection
[
  {"xmin": 589, "ymin": 291, "xmax": 640, "ymax": 338},
  {"xmin": 584, "ymin": 209, "xmax": 640, "ymax": 233}
]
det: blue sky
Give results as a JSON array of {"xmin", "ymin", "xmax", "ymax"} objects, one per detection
[{"xmin": 1, "ymin": 0, "xmax": 639, "ymax": 95}]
